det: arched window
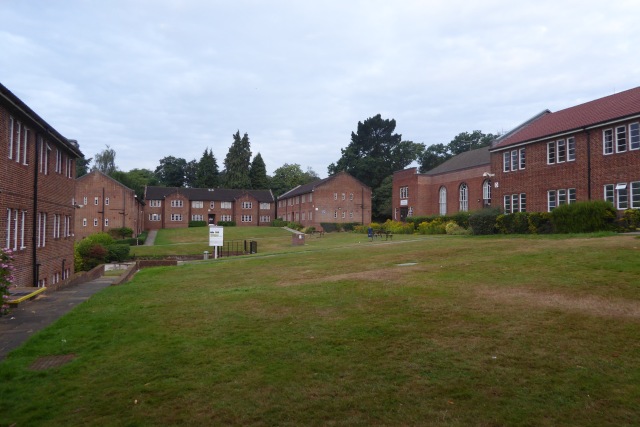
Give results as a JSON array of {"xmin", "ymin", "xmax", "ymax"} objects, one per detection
[
  {"xmin": 459, "ymin": 183, "xmax": 469, "ymax": 212},
  {"xmin": 483, "ymin": 179, "xmax": 492, "ymax": 207},
  {"xmin": 439, "ymin": 186, "xmax": 447, "ymax": 215}
]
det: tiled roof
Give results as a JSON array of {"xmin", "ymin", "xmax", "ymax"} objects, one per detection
[
  {"xmin": 278, "ymin": 171, "xmax": 370, "ymax": 199},
  {"xmin": 425, "ymin": 146, "xmax": 490, "ymax": 175},
  {"xmin": 144, "ymin": 186, "xmax": 275, "ymax": 203},
  {"xmin": 493, "ymin": 86, "xmax": 640, "ymax": 150}
]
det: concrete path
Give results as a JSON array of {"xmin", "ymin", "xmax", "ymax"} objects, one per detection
[
  {"xmin": 0, "ymin": 276, "xmax": 117, "ymax": 361},
  {"xmin": 144, "ymin": 229, "xmax": 158, "ymax": 246}
]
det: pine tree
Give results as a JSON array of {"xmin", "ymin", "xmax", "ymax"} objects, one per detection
[
  {"xmin": 195, "ymin": 148, "xmax": 219, "ymax": 188},
  {"xmin": 249, "ymin": 153, "xmax": 269, "ymax": 189},
  {"xmin": 223, "ymin": 131, "xmax": 252, "ymax": 189}
]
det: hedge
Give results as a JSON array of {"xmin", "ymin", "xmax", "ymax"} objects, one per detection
[
  {"xmin": 189, "ymin": 221, "xmax": 207, "ymax": 227},
  {"xmin": 550, "ymin": 200, "xmax": 617, "ymax": 233}
]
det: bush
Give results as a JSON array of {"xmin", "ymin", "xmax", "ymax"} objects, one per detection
[
  {"xmin": 106, "ymin": 244, "xmax": 130, "ymax": 263},
  {"xmin": 287, "ymin": 222, "xmax": 304, "ymax": 231},
  {"xmin": 551, "ymin": 201, "xmax": 617, "ymax": 233},
  {"xmin": 618, "ymin": 209, "xmax": 640, "ymax": 231},
  {"xmin": 218, "ymin": 221, "xmax": 236, "ymax": 227},
  {"xmin": 303, "ymin": 226, "xmax": 316, "ymax": 233},
  {"xmin": 381, "ymin": 219, "xmax": 415, "ymax": 234},
  {"xmin": 272, "ymin": 219, "xmax": 288, "ymax": 227},
  {"xmin": 189, "ymin": 221, "xmax": 207, "ymax": 227},
  {"xmin": 109, "ymin": 227, "xmax": 133, "ymax": 239},
  {"xmin": 496, "ymin": 212, "xmax": 531, "ymax": 234},
  {"xmin": 450, "ymin": 212, "xmax": 471, "ymax": 228},
  {"xmin": 445, "ymin": 221, "xmax": 471, "ymax": 235},
  {"xmin": 320, "ymin": 223, "xmax": 338, "ymax": 233},
  {"xmin": 527, "ymin": 212, "xmax": 553, "ymax": 234},
  {"xmin": 75, "ymin": 233, "xmax": 115, "ymax": 271},
  {"xmin": 417, "ymin": 218, "xmax": 447, "ymax": 235},
  {"xmin": 341, "ymin": 223, "xmax": 360, "ymax": 232},
  {"xmin": 469, "ymin": 208, "xmax": 501, "ymax": 235}
]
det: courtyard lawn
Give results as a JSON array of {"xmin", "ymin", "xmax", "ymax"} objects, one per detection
[{"xmin": 1, "ymin": 235, "xmax": 639, "ymax": 426}]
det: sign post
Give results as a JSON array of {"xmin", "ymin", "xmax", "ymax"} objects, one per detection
[{"xmin": 209, "ymin": 225, "xmax": 224, "ymax": 259}]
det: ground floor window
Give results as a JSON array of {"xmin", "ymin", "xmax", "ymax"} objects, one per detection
[
  {"xmin": 241, "ymin": 215, "xmax": 252, "ymax": 223},
  {"xmin": 439, "ymin": 187, "xmax": 447, "ymax": 215},
  {"xmin": 220, "ymin": 215, "xmax": 232, "ymax": 222},
  {"xmin": 459, "ymin": 183, "xmax": 468, "ymax": 212},
  {"xmin": 171, "ymin": 214, "xmax": 182, "ymax": 221},
  {"xmin": 149, "ymin": 214, "xmax": 161, "ymax": 221},
  {"xmin": 260, "ymin": 215, "xmax": 271, "ymax": 223},
  {"xmin": 192, "ymin": 214, "xmax": 204, "ymax": 221},
  {"xmin": 548, "ymin": 188, "xmax": 576, "ymax": 211},
  {"xmin": 504, "ymin": 193, "xmax": 526, "ymax": 213}
]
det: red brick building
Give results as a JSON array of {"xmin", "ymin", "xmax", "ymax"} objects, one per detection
[
  {"xmin": 144, "ymin": 186, "xmax": 276, "ymax": 229},
  {"xmin": 75, "ymin": 170, "xmax": 145, "ymax": 240},
  {"xmin": 392, "ymin": 147, "xmax": 492, "ymax": 219},
  {"xmin": 1, "ymin": 82, "xmax": 83, "ymax": 288},
  {"xmin": 277, "ymin": 171, "xmax": 372, "ymax": 229},
  {"xmin": 491, "ymin": 87, "xmax": 640, "ymax": 213}
]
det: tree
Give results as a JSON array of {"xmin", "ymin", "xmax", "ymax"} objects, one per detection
[
  {"xmin": 76, "ymin": 156, "xmax": 92, "ymax": 178},
  {"xmin": 373, "ymin": 175, "xmax": 394, "ymax": 219},
  {"xmin": 418, "ymin": 130, "xmax": 497, "ymax": 173},
  {"xmin": 223, "ymin": 131, "xmax": 252, "ymax": 189},
  {"xmin": 328, "ymin": 114, "xmax": 424, "ymax": 191},
  {"xmin": 195, "ymin": 148, "xmax": 219, "ymax": 188},
  {"xmin": 110, "ymin": 169, "xmax": 158, "ymax": 199},
  {"xmin": 92, "ymin": 145, "xmax": 117, "ymax": 175},
  {"xmin": 184, "ymin": 159, "xmax": 198, "ymax": 188},
  {"xmin": 270, "ymin": 163, "xmax": 317, "ymax": 197},
  {"xmin": 155, "ymin": 156, "xmax": 187, "ymax": 187},
  {"xmin": 249, "ymin": 153, "xmax": 269, "ymax": 189}
]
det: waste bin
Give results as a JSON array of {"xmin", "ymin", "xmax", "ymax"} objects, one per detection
[
  {"xmin": 204, "ymin": 251, "xmax": 209, "ymax": 260},
  {"xmin": 292, "ymin": 233, "xmax": 305, "ymax": 246}
]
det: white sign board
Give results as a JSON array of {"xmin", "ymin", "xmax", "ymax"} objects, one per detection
[{"xmin": 209, "ymin": 225, "xmax": 224, "ymax": 246}]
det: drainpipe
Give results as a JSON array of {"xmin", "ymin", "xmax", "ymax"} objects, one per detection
[
  {"xmin": 32, "ymin": 134, "xmax": 41, "ymax": 286},
  {"xmin": 586, "ymin": 128, "xmax": 592, "ymax": 200}
]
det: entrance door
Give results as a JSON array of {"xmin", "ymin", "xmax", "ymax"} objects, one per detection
[
  {"xmin": 400, "ymin": 207, "xmax": 408, "ymax": 222},
  {"xmin": 208, "ymin": 214, "xmax": 216, "ymax": 225}
]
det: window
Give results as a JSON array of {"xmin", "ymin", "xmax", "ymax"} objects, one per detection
[
  {"xmin": 260, "ymin": 215, "xmax": 271, "ymax": 223},
  {"xmin": 40, "ymin": 140, "xmax": 50, "ymax": 174},
  {"xmin": 14, "ymin": 121, "xmax": 21, "ymax": 162},
  {"xmin": 510, "ymin": 150, "xmax": 518, "ymax": 171},
  {"xmin": 439, "ymin": 187, "xmax": 447, "ymax": 216},
  {"xmin": 616, "ymin": 183, "xmax": 628, "ymax": 209},
  {"xmin": 459, "ymin": 183, "xmax": 468, "ymax": 212},
  {"xmin": 603, "ymin": 129, "xmax": 614, "ymax": 154},
  {"xmin": 220, "ymin": 215, "xmax": 232, "ymax": 222},
  {"xmin": 22, "ymin": 127, "xmax": 29, "ymax": 165},
  {"xmin": 105, "ymin": 218, "xmax": 109, "ymax": 227},
  {"xmin": 8, "ymin": 116, "xmax": 14, "ymax": 160},
  {"xmin": 241, "ymin": 215, "xmax": 252, "ymax": 222},
  {"xmin": 295, "ymin": 197, "xmax": 299, "ymax": 205},
  {"xmin": 567, "ymin": 137, "xmax": 576, "ymax": 161},
  {"xmin": 557, "ymin": 139, "xmax": 566, "ymax": 163},
  {"xmin": 547, "ymin": 142, "xmax": 556, "ymax": 164},
  {"xmin": 221, "ymin": 202, "xmax": 232, "ymax": 209},
  {"xmin": 503, "ymin": 152, "xmax": 511, "ymax": 172},
  {"xmin": 504, "ymin": 195, "xmax": 512, "ymax": 214},
  {"xmin": 341, "ymin": 211, "xmax": 346, "ymax": 218},
  {"xmin": 604, "ymin": 184, "xmax": 614, "ymax": 204},
  {"xmin": 105, "ymin": 197, "xmax": 110, "ymax": 206},
  {"xmin": 93, "ymin": 218, "xmax": 98, "ymax": 227},
  {"xmin": 192, "ymin": 214, "xmax": 204, "ymax": 221},
  {"xmin": 400, "ymin": 186, "xmax": 409, "ymax": 199},
  {"xmin": 5, "ymin": 209, "xmax": 26, "ymax": 250},
  {"xmin": 519, "ymin": 194, "xmax": 527, "ymax": 212},
  {"xmin": 350, "ymin": 211, "xmax": 354, "ymax": 218},
  {"xmin": 38, "ymin": 213, "xmax": 47, "ymax": 247},
  {"xmin": 519, "ymin": 148, "xmax": 526, "ymax": 169},
  {"xmin": 631, "ymin": 123, "xmax": 640, "ymax": 150},
  {"xmin": 309, "ymin": 194, "xmax": 313, "ymax": 202},
  {"xmin": 170, "ymin": 200, "xmax": 183, "ymax": 208},
  {"xmin": 547, "ymin": 190, "xmax": 557, "ymax": 212},
  {"xmin": 209, "ymin": 202, "xmax": 215, "ymax": 209},
  {"xmin": 55, "ymin": 149, "xmax": 62, "ymax": 173},
  {"xmin": 53, "ymin": 214, "xmax": 61, "ymax": 239},
  {"xmin": 64, "ymin": 215, "xmax": 71, "ymax": 238},
  {"xmin": 616, "ymin": 126, "xmax": 627, "ymax": 153},
  {"xmin": 66, "ymin": 156, "xmax": 73, "ymax": 178},
  {"xmin": 568, "ymin": 188, "xmax": 577, "ymax": 204},
  {"xmin": 149, "ymin": 200, "xmax": 161, "ymax": 207},
  {"xmin": 558, "ymin": 189, "xmax": 567, "ymax": 206},
  {"xmin": 171, "ymin": 214, "xmax": 183, "ymax": 221},
  {"xmin": 302, "ymin": 195, "xmax": 306, "ymax": 203},
  {"xmin": 94, "ymin": 197, "xmax": 99, "ymax": 205},
  {"xmin": 350, "ymin": 193, "xmax": 354, "ymax": 200},
  {"xmin": 260, "ymin": 203, "xmax": 270, "ymax": 210},
  {"xmin": 192, "ymin": 201, "xmax": 204, "ymax": 209},
  {"xmin": 334, "ymin": 193, "xmax": 338, "ymax": 200},
  {"xmin": 83, "ymin": 218, "xmax": 87, "ymax": 227},
  {"xmin": 341, "ymin": 193, "xmax": 346, "ymax": 200},
  {"xmin": 242, "ymin": 201, "xmax": 253, "ymax": 209},
  {"xmin": 83, "ymin": 197, "xmax": 88, "ymax": 205},
  {"xmin": 334, "ymin": 211, "xmax": 338, "ymax": 219},
  {"xmin": 631, "ymin": 182, "xmax": 640, "ymax": 208},
  {"xmin": 482, "ymin": 180, "xmax": 492, "ymax": 207},
  {"xmin": 149, "ymin": 214, "xmax": 161, "ymax": 221}
]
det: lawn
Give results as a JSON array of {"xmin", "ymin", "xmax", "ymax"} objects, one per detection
[{"xmin": 1, "ymin": 232, "xmax": 639, "ymax": 426}]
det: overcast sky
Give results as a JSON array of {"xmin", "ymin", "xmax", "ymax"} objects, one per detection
[{"xmin": 2, "ymin": 1, "xmax": 639, "ymax": 177}]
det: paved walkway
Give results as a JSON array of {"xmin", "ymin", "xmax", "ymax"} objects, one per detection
[
  {"xmin": 144, "ymin": 229, "xmax": 157, "ymax": 246},
  {"xmin": 0, "ymin": 276, "xmax": 117, "ymax": 361}
]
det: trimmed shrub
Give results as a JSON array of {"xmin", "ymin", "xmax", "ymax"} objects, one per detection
[
  {"xmin": 303, "ymin": 226, "xmax": 316, "ymax": 233},
  {"xmin": 218, "ymin": 221, "xmax": 236, "ymax": 227},
  {"xmin": 272, "ymin": 219, "xmax": 288, "ymax": 227},
  {"xmin": 320, "ymin": 223, "xmax": 338, "ymax": 233},
  {"xmin": 417, "ymin": 218, "xmax": 446, "ymax": 235},
  {"xmin": 106, "ymin": 244, "xmax": 130, "ymax": 262},
  {"xmin": 109, "ymin": 227, "xmax": 133, "ymax": 239},
  {"xmin": 382, "ymin": 219, "xmax": 415, "ymax": 234},
  {"xmin": 618, "ymin": 209, "xmax": 640, "ymax": 231},
  {"xmin": 469, "ymin": 208, "xmax": 501, "ymax": 235},
  {"xmin": 551, "ymin": 201, "xmax": 617, "ymax": 233},
  {"xmin": 450, "ymin": 212, "xmax": 471, "ymax": 228},
  {"xmin": 189, "ymin": 221, "xmax": 207, "ymax": 227},
  {"xmin": 527, "ymin": 212, "xmax": 553, "ymax": 234},
  {"xmin": 341, "ymin": 223, "xmax": 360, "ymax": 232},
  {"xmin": 496, "ymin": 212, "xmax": 530, "ymax": 234},
  {"xmin": 445, "ymin": 221, "xmax": 471, "ymax": 235}
]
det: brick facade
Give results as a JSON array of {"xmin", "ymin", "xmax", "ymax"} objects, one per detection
[
  {"xmin": 74, "ymin": 170, "xmax": 145, "ymax": 240},
  {"xmin": 277, "ymin": 171, "xmax": 372, "ymax": 230},
  {"xmin": 144, "ymin": 187, "xmax": 276, "ymax": 230},
  {"xmin": 1, "ymin": 82, "xmax": 83, "ymax": 288}
]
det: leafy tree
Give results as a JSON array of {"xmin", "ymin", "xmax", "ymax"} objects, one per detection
[
  {"xmin": 223, "ymin": 131, "xmax": 252, "ymax": 189},
  {"xmin": 270, "ymin": 163, "xmax": 317, "ymax": 197},
  {"xmin": 195, "ymin": 148, "xmax": 219, "ymax": 188},
  {"xmin": 110, "ymin": 169, "xmax": 158, "ymax": 199},
  {"xmin": 419, "ymin": 130, "xmax": 497, "ymax": 173},
  {"xmin": 184, "ymin": 159, "xmax": 199, "ymax": 188},
  {"xmin": 328, "ymin": 114, "xmax": 424, "ymax": 191},
  {"xmin": 92, "ymin": 145, "xmax": 117, "ymax": 175},
  {"xmin": 76, "ymin": 156, "xmax": 92, "ymax": 178},
  {"xmin": 249, "ymin": 153, "xmax": 269, "ymax": 189},
  {"xmin": 155, "ymin": 156, "xmax": 187, "ymax": 187},
  {"xmin": 373, "ymin": 175, "xmax": 394, "ymax": 219}
]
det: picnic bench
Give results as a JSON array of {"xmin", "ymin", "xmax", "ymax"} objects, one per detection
[
  {"xmin": 373, "ymin": 230, "xmax": 393, "ymax": 240},
  {"xmin": 309, "ymin": 230, "xmax": 325, "ymax": 237}
]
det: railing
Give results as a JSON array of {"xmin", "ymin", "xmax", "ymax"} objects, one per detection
[{"xmin": 218, "ymin": 239, "xmax": 257, "ymax": 257}]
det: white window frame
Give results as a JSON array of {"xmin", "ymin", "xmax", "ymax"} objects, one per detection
[
  {"xmin": 93, "ymin": 218, "xmax": 98, "ymax": 226},
  {"xmin": 519, "ymin": 194, "xmax": 526, "ymax": 213},
  {"xmin": 192, "ymin": 201, "xmax": 204, "ymax": 209},
  {"xmin": 400, "ymin": 186, "xmax": 408, "ymax": 199},
  {"xmin": 603, "ymin": 129, "xmax": 614, "ymax": 155},
  {"xmin": 209, "ymin": 202, "xmax": 215, "ymax": 209},
  {"xmin": 557, "ymin": 139, "xmax": 566, "ymax": 163},
  {"xmin": 482, "ymin": 180, "xmax": 491, "ymax": 206},
  {"xmin": 631, "ymin": 181, "xmax": 640, "ymax": 209},
  {"xmin": 547, "ymin": 190, "xmax": 557, "ymax": 212},
  {"xmin": 616, "ymin": 183, "xmax": 628, "ymax": 210},
  {"xmin": 170, "ymin": 214, "xmax": 183, "ymax": 221},
  {"xmin": 170, "ymin": 200, "xmax": 184, "ymax": 208},
  {"xmin": 567, "ymin": 137, "xmax": 576, "ymax": 161},
  {"xmin": 503, "ymin": 195, "xmax": 512, "ymax": 214},
  {"xmin": 547, "ymin": 141, "xmax": 556, "ymax": 164},
  {"xmin": 519, "ymin": 148, "xmax": 526, "ymax": 169},
  {"xmin": 260, "ymin": 202, "xmax": 270, "ymax": 210},
  {"xmin": 510, "ymin": 150, "xmax": 518, "ymax": 171},
  {"xmin": 616, "ymin": 126, "xmax": 627, "ymax": 153},
  {"xmin": 241, "ymin": 215, "xmax": 252, "ymax": 223},
  {"xmin": 503, "ymin": 152, "xmax": 510, "ymax": 172},
  {"xmin": 439, "ymin": 187, "xmax": 447, "ymax": 216},
  {"xmin": 105, "ymin": 218, "xmax": 109, "ymax": 227},
  {"xmin": 242, "ymin": 201, "xmax": 253, "ymax": 209},
  {"xmin": 105, "ymin": 197, "xmax": 110, "ymax": 206},
  {"xmin": 8, "ymin": 116, "xmax": 14, "ymax": 160},
  {"xmin": 94, "ymin": 197, "xmax": 99, "ymax": 205},
  {"xmin": 459, "ymin": 183, "xmax": 468, "ymax": 212},
  {"xmin": 149, "ymin": 200, "xmax": 161, "ymax": 208},
  {"xmin": 83, "ymin": 218, "xmax": 87, "ymax": 227},
  {"xmin": 630, "ymin": 123, "xmax": 640, "ymax": 151},
  {"xmin": 22, "ymin": 127, "xmax": 29, "ymax": 165},
  {"xmin": 221, "ymin": 202, "xmax": 232, "ymax": 209},
  {"xmin": 604, "ymin": 184, "xmax": 614, "ymax": 204}
]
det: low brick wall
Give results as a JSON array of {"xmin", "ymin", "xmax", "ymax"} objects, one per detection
[{"xmin": 46, "ymin": 265, "xmax": 105, "ymax": 292}]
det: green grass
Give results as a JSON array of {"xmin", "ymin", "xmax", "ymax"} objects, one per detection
[{"xmin": 1, "ymin": 233, "xmax": 640, "ymax": 425}]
